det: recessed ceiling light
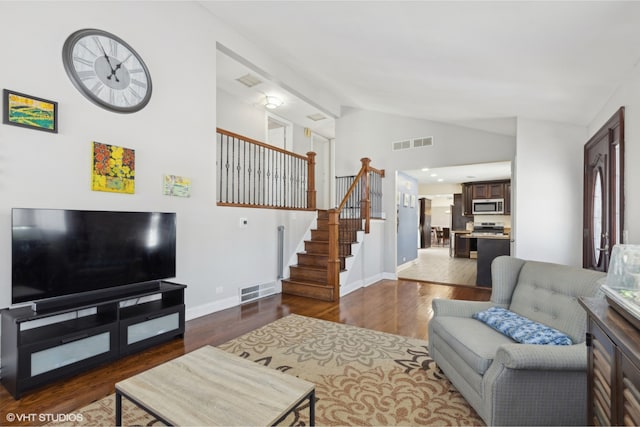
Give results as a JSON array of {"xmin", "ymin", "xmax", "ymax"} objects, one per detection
[
  {"xmin": 430, "ymin": 173, "xmax": 437, "ymax": 177},
  {"xmin": 421, "ymin": 167, "xmax": 430, "ymax": 172},
  {"xmin": 437, "ymin": 178, "xmax": 444, "ymax": 182}
]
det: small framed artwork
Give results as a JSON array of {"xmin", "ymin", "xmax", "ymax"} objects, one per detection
[
  {"xmin": 3, "ymin": 89, "xmax": 58, "ymax": 133},
  {"xmin": 410, "ymin": 195, "xmax": 416, "ymax": 208},
  {"xmin": 91, "ymin": 141, "xmax": 135, "ymax": 194},
  {"xmin": 403, "ymin": 193, "xmax": 410, "ymax": 207},
  {"xmin": 163, "ymin": 174, "xmax": 192, "ymax": 197}
]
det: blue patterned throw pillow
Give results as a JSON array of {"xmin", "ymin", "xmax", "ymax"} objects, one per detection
[{"xmin": 472, "ymin": 306, "xmax": 573, "ymax": 345}]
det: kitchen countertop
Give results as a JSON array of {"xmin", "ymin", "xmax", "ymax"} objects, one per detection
[{"xmin": 460, "ymin": 233, "xmax": 510, "ymax": 240}]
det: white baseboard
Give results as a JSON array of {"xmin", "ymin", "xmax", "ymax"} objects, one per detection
[
  {"xmin": 340, "ymin": 272, "xmax": 392, "ymax": 297},
  {"xmin": 186, "ymin": 295, "xmax": 239, "ymax": 321}
]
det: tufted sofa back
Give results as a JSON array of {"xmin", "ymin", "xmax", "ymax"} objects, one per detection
[{"xmin": 508, "ymin": 260, "xmax": 605, "ymax": 343}]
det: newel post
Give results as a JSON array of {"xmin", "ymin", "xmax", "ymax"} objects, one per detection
[
  {"xmin": 306, "ymin": 151, "xmax": 317, "ymax": 210},
  {"xmin": 360, "ymin": 157, "xmax": 371, "ymax": 234},
  {"xmin": 327, "ymin": 208, "xmax": 341, "ymax": 301}
]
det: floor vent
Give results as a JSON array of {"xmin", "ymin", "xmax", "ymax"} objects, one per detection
[
  {"xmin": 240, "ymin": 282, "xmax": 277, "ymax": 303},
  {"xmin": 392, "ymin": 140, "xmax": 411, "ymax": 151},
  {"xmin": 413, "ymin": 136, "xmax": 433, "ymax": 148}
]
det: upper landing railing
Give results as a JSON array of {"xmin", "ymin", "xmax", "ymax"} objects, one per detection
[{"xmin": 216, "ymin": 128, "xmax": 316, "ymax": 210}]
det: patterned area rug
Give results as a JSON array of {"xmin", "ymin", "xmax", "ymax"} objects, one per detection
[{"xmin": 54, "ymin": 314, "xmax": 483, "ymax": 426}]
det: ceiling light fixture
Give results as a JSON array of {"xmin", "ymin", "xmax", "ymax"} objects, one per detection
[{"xmin": 264, "ymin": 95, "xmax": 283, "ymax": 109}]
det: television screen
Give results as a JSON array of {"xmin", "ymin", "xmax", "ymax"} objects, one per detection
[{"xmin": 12, "ymin": 208, "xmax": 176, "ymax": 305}]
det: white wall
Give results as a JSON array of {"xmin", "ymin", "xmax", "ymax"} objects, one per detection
[
  {"xmin": 216, "ymin": 89, "xmax": 265, "ymax": 141},
  {"xmin": 0, "ymin": 2, "xmax": 326, "ymax": 318},
  {"xmin": 340, "ymin": 220, "xmax": 386, "ymax": 295},
  {"xmin": 335, "ymin": 107, "xmax": 516, "ymax": 274},
  {"xmin": 588, "ymin": 64, "xmax": 640, "ymax": 245},
  {"xmin": 514, "ymin": 118, "xmax": 587, "ymax": 265}
]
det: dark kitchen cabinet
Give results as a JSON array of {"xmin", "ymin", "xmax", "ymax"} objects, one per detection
[
  {"xmin": 455, "ymin": 234, "xmax": 471, "ymax": 258},
  {"xmin": 489, "ymin": 182, "xmax": 505, "ymax": 198},
  {"xmin": 473, "ymin": 182, "xmax": 506, "ymax": 199},
  {"xmin": 472, "ymin": 183, "xmax": 489, "ymax": 199},
  {"xmin": 452, "ymin": 193, "xmax": 468, "ymax": 230},
  {"xmin": 462, "ymin": 184, "xmax": 473, "ymax": 216},
  {"xmin": 461, "ymin": 180, "xmax": 511, "ymax": 216},
  {"xmin": 476, "ymin": 238, "xmax": 510, "ymax": 287},
  {"xmin": 505, "ymin": 181, "xmax": 511, "ymax": 214}
]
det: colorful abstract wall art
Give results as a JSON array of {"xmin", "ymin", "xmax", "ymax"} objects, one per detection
[
  {"xmin": 163, "ymin": 175, "xmax": 192, "ymax": 197},
  {"xmin": 92, "ymin": 142, "xmax": 135, "ymax": 194},
  {"xmin": 2, "ymin": 89, "xmax": 58, "ymax": 133}
]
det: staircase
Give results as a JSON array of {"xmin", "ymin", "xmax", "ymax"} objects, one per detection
[{"xmin": 281, "ymin": 210, "xmax": 362, "ymax": 301}]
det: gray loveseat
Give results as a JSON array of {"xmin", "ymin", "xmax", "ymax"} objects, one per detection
[{"xmin": 428, "ymin": 255, "xmax": 605, "ymax": 426}]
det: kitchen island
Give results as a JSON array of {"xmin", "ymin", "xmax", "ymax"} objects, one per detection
[{"xmin": 460, "ymin": 233, "xmax": 510, "ymax": 287}]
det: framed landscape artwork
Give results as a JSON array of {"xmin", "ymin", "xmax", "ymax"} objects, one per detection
[
  {"xmin": 2, "ymin": 89, "xmax": 58, "ymax": 133},
  {"xmin": 92, "ymin": 141, "xmax": 135, "ymax": 194},
  {"xmin": 163, "ymin": 175, "xmax": 192, "ymax": 197}
]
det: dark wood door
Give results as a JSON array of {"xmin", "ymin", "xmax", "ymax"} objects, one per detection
[{"xmin": 583, "ymin": 107, "xmax": 624, "ymax": 272}]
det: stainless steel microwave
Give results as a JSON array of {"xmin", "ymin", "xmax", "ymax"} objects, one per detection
[{"xmin": 472, "ymin": 199, "xmax": 504, "ymax": 215}]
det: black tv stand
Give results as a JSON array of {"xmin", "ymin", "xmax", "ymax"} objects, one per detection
[{"xmin": 1, "ymin": 281, "xmax": 186, "ymax": 399}]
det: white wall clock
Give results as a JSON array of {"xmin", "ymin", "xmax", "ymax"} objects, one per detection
[{"xmin": 62, "ymin": 28, "xmax": 152, "ymax": 113}]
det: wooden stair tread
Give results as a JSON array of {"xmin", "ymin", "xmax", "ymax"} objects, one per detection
[
  {"xmin": 282, "ymin": 278, "xmax": 331, "ymax": 288},
  {"xmin": 290, "ymin": 264, "xmax": 346, "ymax": 272},
  {"xmin": 298, "ymin": 251, "xmax": 351, "ymax": 258},
  {"xmin": 290, "ymin": 265, "xmax": 326, "ymax": 272}
]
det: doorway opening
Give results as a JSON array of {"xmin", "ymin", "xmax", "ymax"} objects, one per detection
[{"xmin": 266, "ymin": 112, "xmax": 293, "ymax": 151}]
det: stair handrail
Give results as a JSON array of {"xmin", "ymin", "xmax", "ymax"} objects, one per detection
[
  {"xmin": 216, "ymin": 128, "xmax": 316, "ymax": 210},
  {"xmin": 327, "ymin": 158, "xmax": 384, "ymax": 300}
]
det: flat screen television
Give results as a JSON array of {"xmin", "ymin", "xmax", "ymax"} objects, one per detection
[{"xmin": 12, "ymin": 208, "xmax": 177, "ymax": 309}]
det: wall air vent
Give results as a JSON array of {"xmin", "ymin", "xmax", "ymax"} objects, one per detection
[
  {"xmin": 413, "ymin": 136, "xmax": 434, "ymax": 148},
  {"xmin": 236, "ymin": 73, "xmax": 263, "ymax": 88},
  {"xmin": 392, "ymin": 140, "xmax": 412, "ymax": 151},
  {"xmin": 306, "ymin": 113, "xmax": 327, "ymax": 121},
  {"xmin": 240, "ymin": 282, "xmax": 276, "ymax": 303}
]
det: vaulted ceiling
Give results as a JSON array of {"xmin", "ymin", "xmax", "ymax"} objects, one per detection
[{"xmin": 204, "ymin": 1, "xmax": 640, "ymax": 137}]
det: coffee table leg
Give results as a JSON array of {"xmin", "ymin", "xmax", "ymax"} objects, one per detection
[
  {"xmin": 309, "ymin": 390, "xmax": 315, "ymax": 426},
  {"xmin": 115, "ymin": 391, "xmax": 122, "ymax": 427}
]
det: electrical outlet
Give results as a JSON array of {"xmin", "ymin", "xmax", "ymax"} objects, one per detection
[
  {"xmin": 215, "ymin": 286, "xmax": 223, "ymax": 294},
  {"xmin": 239, "ymin": 218, "xmax": 248, "ymax": 228}
]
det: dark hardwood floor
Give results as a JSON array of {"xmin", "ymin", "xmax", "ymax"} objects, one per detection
[{"xmin": 0, "ymin": 279, "xmax": 490, "ymax": 426}]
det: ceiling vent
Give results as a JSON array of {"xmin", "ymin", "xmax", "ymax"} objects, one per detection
[
  {"xmin": 235, "ymin": 73, "xmax": 263, "ymax": 88},
  {"xmin": 413, "ymin": 136, "xmax": 433, "ymax": 148},
  {"xmin": 392, "ymin": 140, "xmax": 412, "ymax": 151},
  {"xmin": 306, "ymin": 113, "xmax": 327, "ymax": 121}
]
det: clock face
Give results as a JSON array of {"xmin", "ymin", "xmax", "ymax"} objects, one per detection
[{"xmin": 62, "ymin": 29, "xmax": 152, "ymax": 113}]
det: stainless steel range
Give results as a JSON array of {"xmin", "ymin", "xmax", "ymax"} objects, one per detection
[{"xmin": 472, "ymin": 222, "xmax": 505, "ymax": 236}]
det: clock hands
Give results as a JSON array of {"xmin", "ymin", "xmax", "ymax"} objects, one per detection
[{"xmin": 95, "ymin": 38, "xmax": 120, "ymax": 82}]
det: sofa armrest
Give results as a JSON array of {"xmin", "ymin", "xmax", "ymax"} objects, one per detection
[
  {"xmin": 495, "ymin": 342, "xmax": 587, "ymax": 370},
  {"xmin": 432, "ymin": 298, "xmax": 499, "ymax": 318}
]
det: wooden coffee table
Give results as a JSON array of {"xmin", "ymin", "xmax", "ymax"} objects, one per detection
[{"xmin": 115, "ymin": 345, "xmax": 315, "ymax": 426}]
